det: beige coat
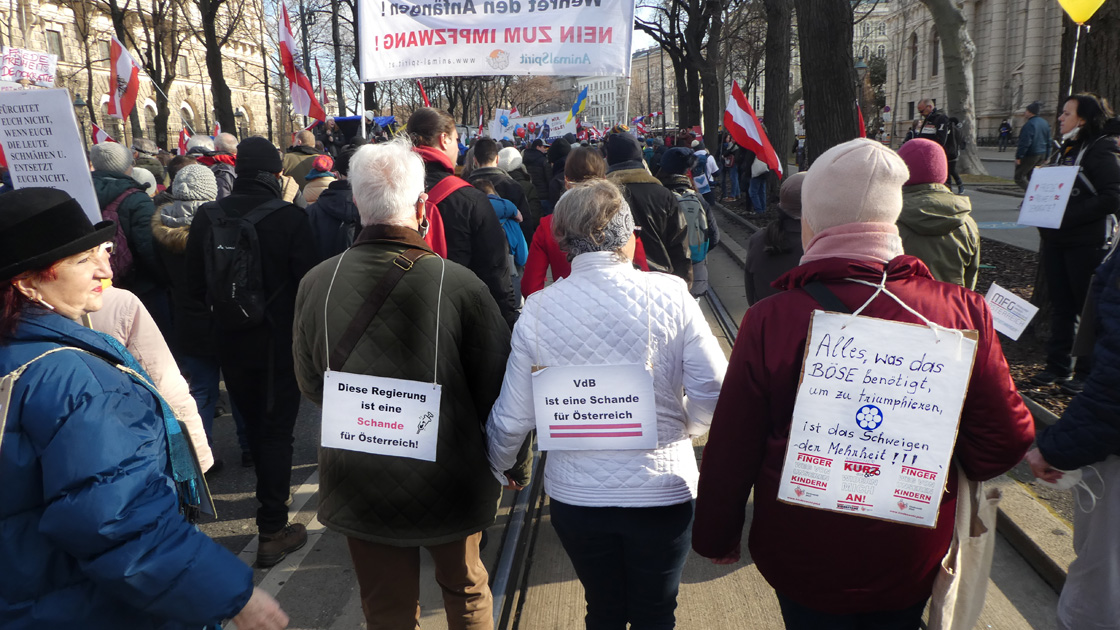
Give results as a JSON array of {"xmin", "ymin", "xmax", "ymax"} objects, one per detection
[{"xmin": 87, "ymin": 286, "xmax": 214, "ymax": 472}]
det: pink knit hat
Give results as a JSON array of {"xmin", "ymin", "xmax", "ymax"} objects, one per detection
[
  {"xmin": 801, "ymin": 138, "xmax": 910, "ymax": 233},
  {"xmin": 897, "ymin": 138, "xmax": 948, "ymax": 186}
]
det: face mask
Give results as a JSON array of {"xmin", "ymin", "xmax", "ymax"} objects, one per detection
[
  {"xmin": 1062, "ymin": 125, "xmax": 1082, "ymax": 142},
  {"xmin": 418, "ymin": 218, "xmax": 430, "ymax": 238},
  {"xmin": 1035, "ymin": 465, "xmax": 1103, "ymax": 512}
]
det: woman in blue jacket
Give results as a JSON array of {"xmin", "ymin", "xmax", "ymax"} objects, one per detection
[{"xmin": 0, "ymin": 188, "xmax": 287, "ymax": 629}]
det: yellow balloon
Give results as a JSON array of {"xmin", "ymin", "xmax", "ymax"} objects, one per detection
[{"xmin": 1058, "ymin": 0, "xmax": 1107, "ymax": 24}]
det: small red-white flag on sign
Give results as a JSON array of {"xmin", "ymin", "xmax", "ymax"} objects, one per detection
[
  {"xmin": 108, "ymin": 36, "xmax": 141, "ymax": 120},
  {"xmin": 91, "ymin": 123, "xmax": 115, "ymax": 145},
  {"xmin": 279, "ymin": 3, "xmax": 326, "ymax": 122},
  {"xmin": 724, "ymin": 81, "xmax": 782, "ymax": 179}
]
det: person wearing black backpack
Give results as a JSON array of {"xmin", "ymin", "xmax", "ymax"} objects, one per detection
[{"xmin": 185, "ymin": 136, "xmax": 318, "ymax": 568}]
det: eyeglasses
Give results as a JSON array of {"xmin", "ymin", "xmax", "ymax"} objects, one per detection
[{"xmin": 98, "ymin": 242, "xmax": 115, "ymax": 255}]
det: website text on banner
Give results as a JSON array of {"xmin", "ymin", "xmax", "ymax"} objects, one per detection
[
  {"xmin": 776, "ymin": 311, "xmax": 978, "ymax": 528},
  {"xmin": 357, "ymin": 0, "xmax": 634, "ymax": 81}
]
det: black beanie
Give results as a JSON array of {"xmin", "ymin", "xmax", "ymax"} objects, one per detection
[
  {"xmin": 660, "ymin": 147, "xmax": 694, "ymax": 175},
  {"xmin": 547, "ymin": 138, "xmax": 571, "ymax": 163},
  {"xmin": 235, "ymin": 137, "xmax": 283, "ymax": 175},
  {"xmin": 606, "ymin": 133, "xmax": 643, "ymax": 166}
]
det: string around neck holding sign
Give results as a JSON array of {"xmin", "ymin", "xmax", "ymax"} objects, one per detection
[{"xmin": 842, "ymin": 270, "xmax": 968, "ymax": 360}]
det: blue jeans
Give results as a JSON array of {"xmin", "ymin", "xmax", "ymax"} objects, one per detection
[
  {"xmin": 177, "ymin": 353, "xmax": 221, "ymax": 442},
  {"xmin": 724, "ymin": 165, "xmax": 740, "ymax": 198},
  {"xmin": 550, "ymin": 499, "xmax": 693, "ymax": 630},
  {"xmin": 776, "ymin": 593, "xmax": 927, "ymax": 630},
  {"xmin": 749, "ymin": 175, "xmax": 768, "ymax": 214}
]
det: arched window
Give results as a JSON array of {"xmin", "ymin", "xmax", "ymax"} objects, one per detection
[
  {"xmin": 930, "ymin": 28, "xmax": 940, "ymax": 77},
  {"xmin": 877, "ymin": 45, "xmax": 886, "ymax": 58},
  {"xmin": 877, "ymin": 22, "xmax": 886, "ymax": 36},
  {"xmin": 862, "ymin": 23, "xmax": 871, "ymax": 37},
  {"xmin": 910, "ymin": 32, "xmax": 919, "ymax": 81},
  {"xmin": 862, "ymin": 46, "xmax": 870, "ymax": 61}
]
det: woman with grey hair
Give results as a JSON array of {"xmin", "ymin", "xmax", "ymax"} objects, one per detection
[
  {"xmin": 292, "ymin": 136, "xmax": 520, "ymax": 629},
  {"xmin": 486, "ymin": 178, "xmax": 727, "ymax": 628}
]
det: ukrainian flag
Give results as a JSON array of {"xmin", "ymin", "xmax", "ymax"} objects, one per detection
[{"xmin": 566, "ymin": 86, "xmax": 589, "ymax": 123}]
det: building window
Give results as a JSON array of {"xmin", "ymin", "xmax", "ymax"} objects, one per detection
[
  {"xmin": 46, "ymin": 30, "xmax": 64, "ymax": 61},
  {"xmin": 179, "ymin": 56, "xmax": 189, "ymax": 77},
  {"xmin": 877, "ymin": 44, "xmax": 886, "ymax": 58},
  {"xmin": 930, "ymin": 28, "xmax": 940, "ymax": 76},
  {"xmin": 862, "ymin": 46, "xmax": 870, "ymax": 60},
  {"xmin": 238, "ymin": 66, "xmax": 247, "ymax": 86},
  {"xmin": 862, "ymin": 23, "xmax": 871, "ymax": 37},
  {"xmin": 98, "ymin": 41, "xmax": 110, "ymax": 68},
  {"xmin": 908, "ymin": 101, "xmax": 915, "ymax": 121},
  {"xmin": 909, "ymin": 32, "xmax": 918, "ymax": 81},
  {"xmin": 877, "ymin": 22, "xmax": 886, "ymax": 36}
]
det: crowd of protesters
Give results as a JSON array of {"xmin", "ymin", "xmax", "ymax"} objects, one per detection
[{"xmin": 0, "ymin": 90, "xmax": 1118, "ymax": 630}]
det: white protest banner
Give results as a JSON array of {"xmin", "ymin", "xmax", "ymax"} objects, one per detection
[
  {"xmin": 532, "ymin": 364, "xmax": 657, "ymax": 451},
  {"xmin": 1017, "ymin": 166, "xmax": 1079, "ymax": 229},
  {"xmin": 357, "ymin": 0, "xmax": 633, "ymax": 81},
  {"xmin": 490, "ymin": 110, "xmax": 575, "ymax": 141},
  {"xmin": 985, "ymin": 283, "xmax": 1039, "ymax": 341},
  {"xmin": 0, "ymin": 88, "xmax": 101, "ymax": 224},
  {"xmin": 777, "ymin": 311, "xmax": 979, "ymax": 528},
  {"xmin": 0, "ymin": 47, "xmax": 58, "ymax": 88},
  {"xmin": 321, "ymin": 371, "xmax": 442, "ymax": 462}
]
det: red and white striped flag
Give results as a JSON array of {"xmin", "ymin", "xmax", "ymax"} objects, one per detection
[
  {"xmin": 178, "ymin": 128, "xmax": 191, "ymax": 155},
  {"xmin": 279, "ymin": 3, "xmax": 326, "ymax": 122},
  {"xmin": 509, "ymin": 106, "xmax": 520, "ymax": 118},
  {"xmin": 724, "ymin": 81, "xmax": 783, "ymax": 179},
  {"xmin": 107, "ymin": 36, "xmax": 141, "ymax": 120},
  {"xmin": 316, "ymin": 59, "xmax": 330, "ymax": 105},
  {"xmin": 212, "ymin": 121, "xmax": 221, "ymax": 137},
  {"xmin": 417, "ymin": 80, "xmax": 430, "ymax": 107},
  {"xmin": 856, "ymin": 100, "xmax": 867, "ymax": 139},
  {"xmin": 91, "ymin": 122, "xmax": 115, "ymax": 145},
  {"xmin": 477, "ymin": 106, "xmax": 484, "ymax": 138},
  {"xmin": 635, "ymin": 121, "xmax": 649, "ymax": 135}
]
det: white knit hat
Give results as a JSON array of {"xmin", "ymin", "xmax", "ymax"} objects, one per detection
[
  {"xmin": 801, "ymin": 138, "xmax": 910, "ymax": 233},
  {"xmin": 497, "ymin": 147, "xmax": 523, "ymax": 172},
  {"xmin": 130, "ymin": 167, "xmax": 158, "ymax": 195},
  {"xmin": 172, "ymin": 164, "xmax": 218, "ymax": 202},
  {"xmin": 90, "ymin": 142, "xmax": 133, "ymax": 174}
]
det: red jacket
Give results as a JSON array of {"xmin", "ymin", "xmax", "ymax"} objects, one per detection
[
  {"xmin": 692, "ymin": 255, "xmax": 1033, "ymax": 614},
  {"xmin": 522, "ymin": 215, "xmax": 650, "ymax": 298}
]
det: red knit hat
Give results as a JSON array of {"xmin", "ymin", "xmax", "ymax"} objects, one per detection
[
  {"xmin": 311, "ymin": 154, "xmax": 334, "ymax": 173},
  {"xmin": 897, "ymin": 138, "xmax": 947, "ymax": 187}
]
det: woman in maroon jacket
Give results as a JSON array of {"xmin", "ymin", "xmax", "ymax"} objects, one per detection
[{"xmin": 692, "ymin": 139, "xmax": 1034, "ymax": 629}]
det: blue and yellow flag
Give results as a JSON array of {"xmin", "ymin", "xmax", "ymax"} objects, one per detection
[{"xmin": 566, "ymin": 86, "xmax": 589, "ymax": 123}]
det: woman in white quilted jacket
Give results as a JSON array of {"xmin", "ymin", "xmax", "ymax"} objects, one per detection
[{"xmin": 487, "ymin": 178, "xmax": 727, "ymax": 629}]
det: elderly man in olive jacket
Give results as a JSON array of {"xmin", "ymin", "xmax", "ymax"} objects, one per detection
[{"xmin": 292, "ymin": 137, "xmax": 527, "ymax": 630}]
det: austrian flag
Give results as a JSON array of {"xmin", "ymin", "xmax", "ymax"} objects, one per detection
[
  {"xmin": 279, "ymin": 3, "xmax": 326, "ymax": 122},
  {"xmin": 107, "ymin": 36, "xmax": 141, "ymax": 120},
  {"xmin": 91, "ymin": 123, "xmax": 115, "ymax": 145},
  {"xmin": 724, "ymin": 80, "xmax": 782, "ymax": 179}
]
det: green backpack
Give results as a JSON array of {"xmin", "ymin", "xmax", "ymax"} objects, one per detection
[{"xmin": 673, "ymin": 190, "xmax": 709, "ymax": 263}]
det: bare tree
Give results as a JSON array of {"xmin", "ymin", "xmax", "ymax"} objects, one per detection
[
  {"xmin": 918, "ymin": 0, "xmax": 986, "ymax": 174},
  {"xmin": 57, "ymin": 0, "xmax": 104, "ymax": 127},
  {"xmin": 102, "ymin": 0, "xmax": 146, "ymax": 140},
  {"xmin": 763, "ymin": 0, "xmax": 792, "ymax": 183},
  {"xmin": 793, "ymin": 0, "xmax": 859, "ymax": 164},
  {"xmin": 1059, "ymin": 2, "xmax": 1120, "ymax": 105},
  {"xmin": 179, "ymin": 0, "xmax": 248, "ymax": 134},
  {"xmin": 126, "ymin": 0, "xmax": 190, "ymax": 149}
]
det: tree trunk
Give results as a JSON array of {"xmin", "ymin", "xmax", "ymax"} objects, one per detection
[
  {"xmin": 763, "ymin": 0, "xmax": 792, "ymax": 183},
  {"xmin": 1059, "ymin": 2, "xmax": 1120, "ymax": 105},
  {"xmin": 793, "ymin": 0, "xmax": 858, "ymax": 164},
  {"xmin": 331, "ymin": 0, "xmax": 346, "ymax": 117},
  {"xmin": 699, "ymin": 11, "xmax": 724, "ymax": 151},
  {"xmin": 105, "ymin": 1, "xmax": 145, "ymax": 139},
  {"xmin": 260, "ymin": 0, "xmax": 274, "ymax": 142},
  {"xmin": 919, "ymin": 0, "xmax": 986, "ymax": 174},
  {"xmin": 204, "ymin": 25, "xmax": 236, "ymax": 135}
]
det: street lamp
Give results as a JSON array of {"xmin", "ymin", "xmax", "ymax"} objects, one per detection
[
  {"xmin": 73, "ymin": 95, "xmax": 89, "ymax": 154},
  {"xmin": 234, "ymin": 109, "xmax": 245, "ymax": 139},
  {"xmin": 854, "ymin": 57, "xmax": 870, "ymax": 136}
]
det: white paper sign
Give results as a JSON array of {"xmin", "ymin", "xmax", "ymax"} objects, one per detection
[
  {"xmin": 0, "ymin": 47, "xmax": 58, "ymax": 88},
  {"xmin": 0, "ymin": 88, "xmax": 101, "ymax": 224},
  {"xmin": 357, "ymin": 0, "xmax": 634, "ymax": 81},
  {"xmin": 777, "ymin": 311, "xmax": 979, "ymax": 528},
  {"xmin": 985, "ymin": 283, "xmax": 1039, "ymax": 341},
  {"xmin": 532, "ymin": 363, "xmax": 657, "ymax": 451},
  {"xmin": 321, "ymin": 370, "xmax": 442, "ymax": 462},
  {"xmin": 1017, "ymin": 166, "xmax": 1079, "ymax": 229}
]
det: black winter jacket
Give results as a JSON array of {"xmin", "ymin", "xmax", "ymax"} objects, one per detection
[
  {"xmin": 92, "ymin": 171, "xmax": 162, "ymax": 295},
  {"xmin": 306, "ymin": 180, "xmax": 361, "ymax": 263},
  {"xmin": 523, "ymin": 147, "xmax": 551, "ymax": 200},
  {"xmin": 417, "ymin": 147, "xmax": 519, "ymax": 327},
  {"xmin": 1037, "ymin": 249, "xmax": 1120, "ymax": 469},
  {"xmin": 919, "ymin": 108, "xmax": 958, "ymax": 159},
  {"xmin": 606, "ymin": 164, "xmax": 692, "ymax": 286},
  {"xmin": 151, "ymin": 207, "xmax": 217, "ymax": 358},
  {"xmin": 1040, "ymin": 122, "xmax": 1120, "ymax": 249},
  {"xmin": 509, "ymin": 166, "xmax": 542, "ymax": 244},
  {"xmin": 184, "ymin": 176, "xmax": 318, "ymax": 368}
]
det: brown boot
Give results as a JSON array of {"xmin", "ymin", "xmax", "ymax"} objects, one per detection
[{"xmin": 257, "ymin": 522, "xmax": 308, "ymax": 568}]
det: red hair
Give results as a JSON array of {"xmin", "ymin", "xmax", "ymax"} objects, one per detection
[{"xmin": 1, "ymin": 265, "xmax": 60, "ymax": 340}]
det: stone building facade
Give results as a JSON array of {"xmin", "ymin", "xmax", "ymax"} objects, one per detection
[
  {"xmin": 628, "ymin": 45, "xmax": 677, "ymax": 131},
  {"xmin": 0, "ymin": 0, "xmax": 279, "ymax": 149},
  {"xmin": 884, "ymin": 0, "xmax": 1063, "ymax": 142}
]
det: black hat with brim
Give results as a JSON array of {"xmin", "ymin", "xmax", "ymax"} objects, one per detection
[{"xmin": 0, "ymin": 187, "xmax": 116, "ymax": 280}]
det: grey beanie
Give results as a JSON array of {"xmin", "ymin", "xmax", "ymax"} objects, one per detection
[
  {"xmin": 90, "ymin": 142, "xmax": 133, "ymax": 174},
  {"xmin": 497, "ymin": 147, "xmax": 523, "ymax": 172},
  {"xmin": 172, "ymin": 164, "xmax": 218, "ymax": 202},
  {"xmin": 1026, "ymin": 101, "xmax": 1042, "ymax": 115}
]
